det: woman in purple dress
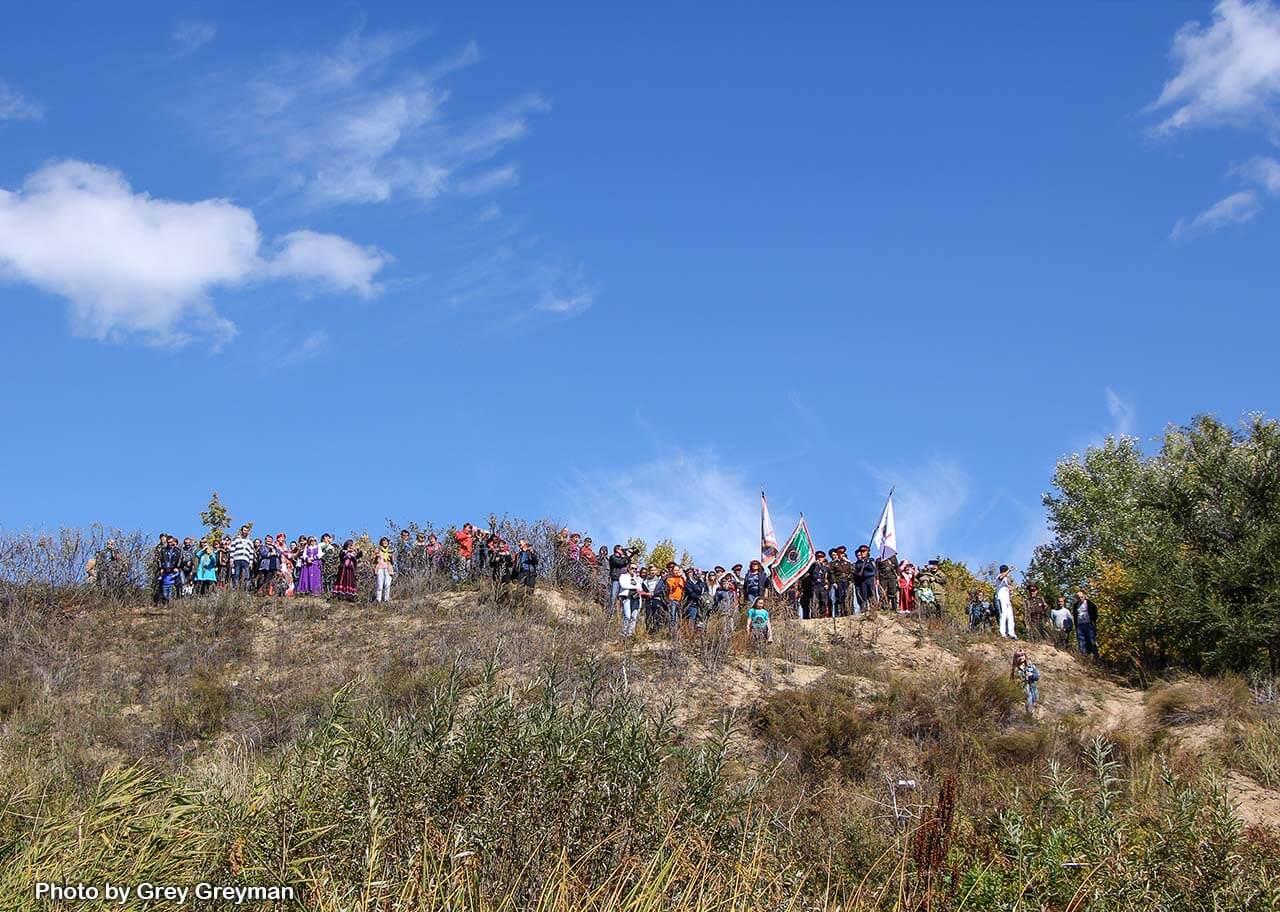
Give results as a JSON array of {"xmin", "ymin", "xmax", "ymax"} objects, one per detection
[{"xmin": 296, "ymin": 536, "xmax": 323, "ymax": 595}]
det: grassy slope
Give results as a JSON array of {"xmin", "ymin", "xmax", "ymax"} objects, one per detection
[{"xmin": 2, "ymin": 584, "xmax": 1279, "ymax": 910}]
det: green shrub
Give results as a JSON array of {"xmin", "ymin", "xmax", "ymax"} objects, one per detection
[
  {"xmin": 1237, "ymin": 719, "xmax": 1280, "ymax": 789},
  {"xmin": 749, "ymin": 677, "xmax": 881, "ymax": 780}
]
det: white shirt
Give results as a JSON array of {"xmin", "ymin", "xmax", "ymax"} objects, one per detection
[{"xmin": 1051, "ymin": 606, "xmax": 1072, "ymax": 630}]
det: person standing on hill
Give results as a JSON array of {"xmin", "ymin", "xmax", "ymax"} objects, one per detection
[
  {"xmin": 683, "ymin": 567, "xmax": 707, "ymax": 628},
  {"xmin": 617, "ymin": 564, "xmax": 642, "ymax": 637},
  {"xmin": 877, "ymin": 553, "xmax": 900, "ymax": 614},
  {"xmin": 179, "ymin": 537, "xmax": 196, "ymax": 597},
  {"xmin": 1011, "ymin": 650, "xmax": 1040, "ymax": 715},
  {"xmin": 829, "ymin": 547, "xmax": 853, "ymax": 616},
  {"xmin": 743, "ymin": 559, "xmax": 770, "ymax": 609},
  {"xmin": 853, "ymin": 545, "xmax": 877, "ymax": 613},
  {"xmin": 747, "ymin": 598, "xmax": 773, "ymax": 646},
  {"xmin": 1024, "ymin": 583, "xmax": 1049, "ymax": 640},
  {"xmin": 1051, "ymin": 596, "xmax": 1074, "ymax": 649},
  {"xmin": 274, "ymin": 533, "xmax": 295, "ymax": 596},
  {"xmin": 296, "ymin": 536, "xmax": 323, "ymax": 595},
  {"xmin": 995, "ymin": 565, "xmax": 1017, "ymax": 639},
  {"xmin": 607, "ymin": 544, "xmax": 629, "ymax": 612},
  {"xmin": 373, "ymin": 537, "xmax": 395, "ymax": 602},
  {"xmin": 514, "ymin": 539, "xmax": 539, "ymax": 590},
  {"xmin": 454, "ymin": 523, "xmax": 475, "ymax": 579},
  {"xmin": 158, "ymin": 535, "xmax": 182, "ymax": 603},
  {"xmin": 662, "ymin": 563, "xmax": 686, "ymax": 634},
  {"xmin": 913, "ymin": 560, "xmax": 947, "ymax": 619},
  {"xmin": 334, "ymin": 540, "xmax": 361, "ymax": 600},
  {"xmin": 194, "ymin": 539, "xmax": 218, "ymax": 595},
  {"xmin": 229, "ymin": 526, "xmax": 255, "ymax": 590},
  {"xmin": 256, "ymin": 537, "xmax": 278, "ymax": 595},
  {"xmin": 1072, "ymin": 590, "xmax": 1099, "ymax": 657},
  {"xmin": 897, "ymin": 561, "xmax": 915, "ymax": 613},
  {"xmin": 802, "ymin": 552, "xmax": 830, "ymax": 619}
]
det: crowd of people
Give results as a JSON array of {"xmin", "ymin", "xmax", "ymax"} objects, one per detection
[{"xmin": 83, "ymin": 519, "xmax": 1103, "ymax": 666}]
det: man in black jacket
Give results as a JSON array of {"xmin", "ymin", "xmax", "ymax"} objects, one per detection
[
  {"xmin": 1072, "ymin": 590, "xmax": 1099, "ymax": 656},
  {"xmin": 515, "ymin": 540, "xmax": 540, "ymax": 589},
  {"xmin": 607, "ymin": 545, "xmax": 629, "ymax": 611},
  {"xmin": 158, "ymin": 535, "xmax": 182, "ymax": 604},
  {"xmin": 802, "ymin": 551, "xmax": 830, "ymax": 619},
  {"xmin": 852, "ymin": 545, "xmax": 878, "ymax": 613}
]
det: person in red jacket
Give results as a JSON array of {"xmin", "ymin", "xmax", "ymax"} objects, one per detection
[{"xmin": 454, "ymin": 523, "xmax": 475, "ymax": 579}]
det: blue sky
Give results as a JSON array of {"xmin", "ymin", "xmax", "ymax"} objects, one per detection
[{"xmin": 2, "ymin": 0, "xmax": 1278, "ymax": 568}]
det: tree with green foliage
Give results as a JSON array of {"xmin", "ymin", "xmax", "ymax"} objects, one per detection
[
  {"xmin": 200, "ymin": 492, "xmax": 232, "ymax": 545},
  {"xmin": 626, "ymin": 538, "xmax": 648, "ymax": 563},
  {"xmin": 1041, "ymin": 414, "xmax": 1280, "ymax": 675},
  {"xmin": 647, "ymin": 538, "xmax": 676, "ymax": 570}
]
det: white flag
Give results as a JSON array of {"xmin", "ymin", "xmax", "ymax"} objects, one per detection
[
  {"xmin": 871, "ymin": 493, "xmax": 897, "ymax": 560},
  {"xmin": 761, "ymin": 489, "xmax": 780, "ymax": 567}
]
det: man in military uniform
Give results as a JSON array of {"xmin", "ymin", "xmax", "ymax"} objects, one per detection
[
  {"xmin": 829, "ymin": 545, "xmax": 854, "ymax": 617},
  {"xmin": 913, "ymin": 559, "xmax": 948, "ymax": 620},
  {"xmin": 1024, "ymin": 583, "xmax": 1049, "ymax": 641},
  {"xmin": 876, "ymin": 553, "xmax": 900, "ymax": 614}
]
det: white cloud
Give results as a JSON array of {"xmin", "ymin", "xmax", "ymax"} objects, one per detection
[
  {"xmin": 1233, "ymin": 154, "xmax": 1280, "ymax": 191},
  {"xmin": 265, "ymin": 230, "xmax": 389, "ymax": 297},
  {"xmin": 0, "ymin": 161, "xmax": 388, "ymax": 345},
  {"xmin": 535, "ymin": 289, "xmax": 595, "ymax": 317},
  {"xmin": 1171, "ymin": 189, "xmax": 1262, "ymax": 237},
  {"xmin": 1151, "ymin": 0, "xmax": 1280, "ymax": 134},
  {"xmin": 1105, "ymin": 387, "xmax": 1138, "ymax": 437},
  {"xmin": 453, "ymin": 165, "xmax": 519, "ymax": 196},
  {"xmin": 563, "ymin": 450, "xmax": 758, "ymax": 566},
  {"xmin": 210, "ymin": 30, "xmax": 542, "ymax": 208},
  {"xmin": 0, "ymin": 81, "xmax": 42, "ymax": 121},
  {"xmin": 172, "ymin": 20, "xmax": 216, "ymax": 55},
  {"xmin": 868, "ymin": 459, "xmax": 971, "ymax": 562}
]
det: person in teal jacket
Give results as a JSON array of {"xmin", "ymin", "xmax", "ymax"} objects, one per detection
[{"xmin": 194, "ymin": 539, "xmax": 219, "ymax": 595}]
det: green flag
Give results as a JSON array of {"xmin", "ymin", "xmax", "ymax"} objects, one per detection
[{"xmin": 770, "ymin": 516, "xmax": 815, "ymax": 593}]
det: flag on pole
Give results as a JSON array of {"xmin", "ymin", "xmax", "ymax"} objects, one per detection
[
  {"xmin": 871, "ymin": 491, "xmax": 897, "ymax": 559},
  {"xmin": 770, "ymin": 516, "xmax": 816, "ymax": 593},
  {"xmin": 761, "ymin": 489, "xmax": 779, "ymax": 568}
]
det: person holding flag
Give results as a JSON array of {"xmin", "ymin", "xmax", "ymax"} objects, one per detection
[
  {"xmin": 870, "ymin": 490, "xmax": 899, "ymax": 611},
  {"xmin": 769, "ymin": 516, "xmax": 816, "ymax": 594}
]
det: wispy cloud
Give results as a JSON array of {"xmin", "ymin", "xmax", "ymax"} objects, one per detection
[
  {"xmin": 172, "ymin": 20, "xmax": 216, "ymax": 56},
  {"xmin": 1172, "ymin": 189, "xmax": 1262, "ymax": 237},
  {"xmin": 1172, "ymin": 155, "xmax": 1280, "ymax": 237},
  {"xmin": 535, "ymin": 288, "xmax": 595, "ymax": 318},
  {"xmin": 1151, "ymin": 0, "xmax": 1280, "ymax": 234},
  {"xmin": 0, "ymin": 161, "xmax": 388, "ymax": 347},
  {"xmin": 563, "ymin": 449, "xmax": 758, "ymax": 566},
  {"xmin": 1105, "ymin": 387, "xmax": 1137, "ymax": 437},
  {"xmin": 0, "ymin": 81, "xmax": 42, "ymax": 121},
  {"xmin": 1235, "ymin": 153, "xmax": 1280, "ymax": 190},
  {"xmin": 206, "ymin": 29, "xmax": 543, "ymax": 208},
  {"xmin": 1151, "ymin": 0, "xmax": 1280, "ymax": 135}
]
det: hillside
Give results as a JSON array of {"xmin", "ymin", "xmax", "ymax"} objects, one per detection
[{"xmin": 2, "ymin": 583, "xmax": 1279, "ymax": 910}]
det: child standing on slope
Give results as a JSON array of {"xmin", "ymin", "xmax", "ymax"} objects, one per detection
[
  {"xmin": 1011, "ymin": 650, "xmax": 1040, "ymax": 716},
  {"xmin": 747, "ymin": 599, "xmax": 773, "ymax": 648}
]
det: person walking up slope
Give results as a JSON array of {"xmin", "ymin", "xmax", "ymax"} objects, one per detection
[{"xmin": 1011, "ymin": 650, "xmax": 1040, "ymax": 716}]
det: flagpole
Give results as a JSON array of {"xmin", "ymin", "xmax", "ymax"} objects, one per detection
[{"xmin": 869, "ymin": 486, "xmax": 895, "ymax": 613}]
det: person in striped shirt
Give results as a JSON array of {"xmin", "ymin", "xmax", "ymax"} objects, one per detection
[{"xmin": 229, "ymin": 525, "xmax": 256, "ymax": 589}]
